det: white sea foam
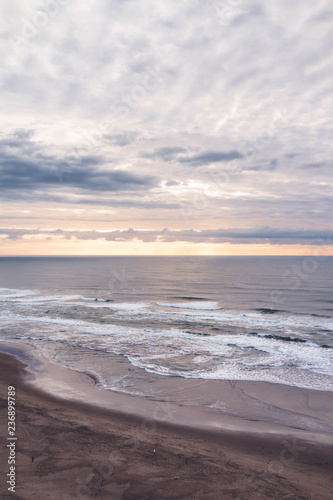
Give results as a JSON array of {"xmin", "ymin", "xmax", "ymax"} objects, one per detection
[
  {"xmin": 1, "ymin": 288, "xmax": 332, "ymax": 333},
  {"xmin": 111, "ymin": 305, "xmax": 333, "ymax": 335},
  {"xmin": 0, "ymin": 288, "xmax": 37, "ymax": 300},
  {"xmin": 1, "ymin": 309, "xmax": 332, "ymax": 391},
  {"xmin": 105, "ymin": 302, "xmax": 149, "ymax": 311},
  {"xmin": 1, "ymin": 286, "xmax": 333, "ymax": 392},
  {"xmin": 68, "ymin": 300, "xmax": 150, "ymax": 311},
  {"xmin": 0, "ymin": 289, "xmax": 81, "ymax": 303}
]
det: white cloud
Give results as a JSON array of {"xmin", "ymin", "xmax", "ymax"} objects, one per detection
[{"xmin": 0, "ymin": 0, "xmax": 332, "ymax": 248}]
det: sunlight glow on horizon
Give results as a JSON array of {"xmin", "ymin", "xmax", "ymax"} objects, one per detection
[{"xmin": 1, "ymin": 238, "xmax": 332, "ymax": 257}]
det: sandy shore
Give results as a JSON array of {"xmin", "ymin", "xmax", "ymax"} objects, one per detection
[{"xmin": 0, "ymin": 349, "xmax": 333, "ymax": 499}]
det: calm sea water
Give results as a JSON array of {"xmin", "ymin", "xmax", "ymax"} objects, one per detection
[{"xmin": 0, "ymin": 256, "xmax": 332, "ymax": 394}]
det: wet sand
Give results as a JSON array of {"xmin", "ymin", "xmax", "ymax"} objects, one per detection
[{"xmin": 0, "ymin": 347, "xmax": 333, "ymax": 499}]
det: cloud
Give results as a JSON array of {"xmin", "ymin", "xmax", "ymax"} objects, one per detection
[
  {"xmin": 0, "ymin": 130, "xmax": 158, "ymax": 198},
  {"xmin": 0, "ymin": 128, "xmax": 36, "ymax": 150},
  {"xmin": 140, "ymin": 146, "xmax": 188, "ymax": 161},
  {"xmin": 1, "ymin": 227, "xmax": 331, "ymax": 245},
  {"xmin": 178, "ymin": 151, "xmax": 244, "ymax": 166},
  {"xmin": 0, "ymin": 156, "xmax": 157, "ymax": 194},
  {"xmin": 102, "ymin": 131, "xmax": 139, "ymax": 146},
  {"xmin": 301, "ymin": 162, "xmax": 326, "ymax": 169}
]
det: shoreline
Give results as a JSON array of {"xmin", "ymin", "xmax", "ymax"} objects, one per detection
[
  {"xmin": 1, "ymin": 340, "xmax": 333, "ymax": 440},
  {"xmin": 0, "ymin": 342, "xmax": 333, "ymax": 498}
]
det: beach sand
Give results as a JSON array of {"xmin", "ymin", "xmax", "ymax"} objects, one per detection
[{"xmin": 1, "ymin": 348, "xmax": 333, "ymax": 499}]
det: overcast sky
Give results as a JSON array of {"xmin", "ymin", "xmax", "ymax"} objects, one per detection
[{"xmin": 0, "ymin": 0, "xmax": 332, "ymax": 255}]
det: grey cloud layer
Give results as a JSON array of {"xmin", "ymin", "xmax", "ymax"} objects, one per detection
[
  {"xmin": 0, "ymin": 131, "xmax": 158, "ymax": 197},
  {"xmin": 178, "ymin": 151, "xmax": 244, "ymax": 166},
  {"xmin": 140, "ymin": 148, "xmax": 244, "ymax": 166},
  {"xmin": 1, "ymin": 227, "xmax": 331, "ymax": 245}
]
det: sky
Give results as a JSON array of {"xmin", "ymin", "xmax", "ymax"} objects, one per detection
[{"xmin": 0, "ymin": 0, "xmax": 332, "ymax": 255}]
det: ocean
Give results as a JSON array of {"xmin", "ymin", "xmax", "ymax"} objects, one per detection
[{"xmin": 0, "ymin": 256, "xmax": 332, "ymax": 397}]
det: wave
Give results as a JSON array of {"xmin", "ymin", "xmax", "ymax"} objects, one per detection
[
  {"xmin": 185, "ymin": 331, "xmax": 210, "ymax": 337},
  {"xmin": 53, "ymin": 300, "xmax": 149, "ymax": 311},
  {"xmin": 156, "ymin": 301, "xmax": 221, "ymax": 311},
  {"xmin": 310, "ymin": 313, "xmax": 332, "ymax": 318},
  {"xmin": 255, "ymin": 308, "xmax": 286, "ymax": 315},
  {"xmin": 0, "ymin": 289, "xmax": 82, "ymax": 303},
  {"xmin": 2, "ymin": 309, "xmax": 333, "ymax": 391},
  {"xmin": 171, "ymin": 296, "xmax": 211, "ymax": 301},
  {"xmin": 80, "ymin": 297, "xmax": 113, "ymax": 303},
  {"xmin": 1, "ymin": 310, "xmax": 331, "ymax": 358},
  {"xmin": 1, "ymin": 287, "xmax": 333, "ymax": 335},
  {"xmin": 0, "ymin": 288, "xmax": 37, "ymax": 299},
  {"xmin": 249, "ymin": 332, "xmax": 308, "ymax": 344}
]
